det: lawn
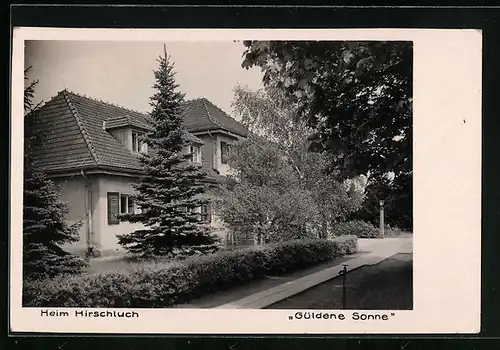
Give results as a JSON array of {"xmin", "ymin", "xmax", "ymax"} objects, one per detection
[
  {"xmin": 267, "ymin": 253, "xmax": 412, "ymax": 310},
  {"xmin": 87, "ymin": 256, "xmax": 134, "ymax": 274}
]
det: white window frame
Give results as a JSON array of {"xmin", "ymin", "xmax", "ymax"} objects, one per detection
[
  {"xmin": 190, "ymin": 145, "xmax": 201, "ymax": 163},
  {"xmin": 119, "ymin": 193, "xmax": 141, "ymax": 214},
  {"xmin": 132, "ymin": 131, "xmax": 147, "ymax": 154}
]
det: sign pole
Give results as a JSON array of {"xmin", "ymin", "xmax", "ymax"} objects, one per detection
[
  {"xmin": 339, "ymin": 264, "xmax": 348, "ymax": 309},
  {"xmin": 379, "ymin": 199, "xmax": 385, "ymax": 238}
]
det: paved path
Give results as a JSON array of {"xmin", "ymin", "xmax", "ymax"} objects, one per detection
[{"xmin": 215, "ymin": 237, "xmax": 412, "ymax": 309}]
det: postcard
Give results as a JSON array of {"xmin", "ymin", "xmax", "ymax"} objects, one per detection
[{"xmin": 10, "ymin": 27, "xmax": 481, "ymax": 334}]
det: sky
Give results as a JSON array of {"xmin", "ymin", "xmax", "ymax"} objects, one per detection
[{"xmin": 24, "ymin": 41, "xmax": 264, "ymax": 118}]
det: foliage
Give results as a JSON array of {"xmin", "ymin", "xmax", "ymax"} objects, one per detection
[
  {"xmin": 117, "ymin": 49, "xmax": 219, "ymax": 257},
  {"xmin": 218, "ymin": 135, "xmax": 319, "ymax": 243},
  {"xmin": 384, "ymin": 226, "xmax": 411, "ymax": 237},
  {"xmin": 332, "ymin": 220, "xmax": 379, "ymax": 239},
  {"xmin": 241, "ymin": 41, "xmax": 413, "ymax": 229},
  {"xmin": 303, "ymin": 153, "xmax": 366, "ymax": 237},
  {"xmin": 351, "ymin": 172, "xmax": 412, "ymax": 230},
  {"xmin": 24, "ymin": 67, "xmax": 43, "ymax": 165},
  {"xmin": 232, "ymin": 85, "xmax": 313, "ymax": 178},
  {"xmin": 220, "ymin": 86, "xmax": 365, "ymax": 241},
  {"xmin": 23, "ymin": 236, "xmax": 358, "ymax": 307},
  {"xmin": 23, "ymin": 67, "xmax": 87, "ymax": 279}
]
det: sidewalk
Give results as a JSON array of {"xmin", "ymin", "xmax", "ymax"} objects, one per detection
[
  {"xmin": 176, "ymin": 236, "xmax": 412, "ymax": 309},
  {"xmin": 216, "ymin": 238, "xmax": 411, "ymax": 309}
]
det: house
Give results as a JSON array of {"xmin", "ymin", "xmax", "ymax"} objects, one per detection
[
  {"xmin": 31, "ymin": 90, "xmax": 247, "ymax": 256},
  {"xmin": 180, "ymin": 97, "xmax": 248, "ymax": 176}
]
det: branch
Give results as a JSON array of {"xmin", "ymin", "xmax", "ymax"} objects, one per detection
[{"xmin": 275, "ymin": 141, "xmax": 304, "ymax": 179}]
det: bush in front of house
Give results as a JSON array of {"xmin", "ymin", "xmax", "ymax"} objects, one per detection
[
  {"xmin": 23, "ymin": 235, "xmax": 357, "ymax": 308},
  {"xmin": 332, "ymin": 220, "xmax": 379, "ymax": 238}
]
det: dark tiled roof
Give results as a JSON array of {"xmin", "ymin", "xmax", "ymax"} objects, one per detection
[
  {"xmin": 33, "ymin": 90, "xmax": 216, "ymax": 180},
  {"xmin": 181, "ymin": 98, "xmax": 248, "ymax": 137},
  {"xmin": 32, "ymin": 93, "xmax": 97, "ymax": 172},
  {"xmin": 104, "ymin": 115, "xmax": 153, "ymax": 131},
  {"xmin": 183, "ymin": 132, "xmax": 205, "ymax": 145}
]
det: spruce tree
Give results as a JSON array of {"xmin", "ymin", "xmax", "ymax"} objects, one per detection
[
  {"xmin": 23, "ymin": 67, "xmax": 87, "ymax": 280},
  {"xmin": 117, "ymin": 48, "xmax": 219, "ymax": 257}
]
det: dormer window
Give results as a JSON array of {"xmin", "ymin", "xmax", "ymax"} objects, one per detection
[
  {"xmin": 132, "ymin": 131, "xmax": 147, "ymax": 154},
  {"xmin": 190, "ymin": 145, "xmax": 201, "ymax": 163},
  {"xmin": 104, "ymin": 115, "xmax": 152, "ymax": 154}
]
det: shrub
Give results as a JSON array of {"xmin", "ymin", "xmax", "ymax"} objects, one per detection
[
  {"xmin": 333, "ymin": 220, "xmax": 379, "ymax": 238},
  {"xmin": 385, "ymin": 226, "xmax": 412, "ymax": 237},
  {"xmin": 23, "ymin": 235, "xmax": 357, "ymax": 308}
]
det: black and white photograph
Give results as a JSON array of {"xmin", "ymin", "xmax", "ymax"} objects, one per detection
[
  {"xmin": 22, "ymin": 38, "xmax": 413, "ymax": 310},
  {"xmin": 10, "ymin": 28, "xmax": 481, "ymax": 334}
]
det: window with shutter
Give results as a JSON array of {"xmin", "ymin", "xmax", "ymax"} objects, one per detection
[{"xmin": 107, "ymin": 192, "xmax": 120, "ymax": 225}]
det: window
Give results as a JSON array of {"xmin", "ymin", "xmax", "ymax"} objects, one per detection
[
  {"xmin": 132, "ymin": 132, "xmax": 147, "ymax": 153},
  {"xmin": 120, "ymin": 194, "xmax": 128, "ymax": 214},
  {"xmin": 128, "ymin": 196, "xmax": 135, "ymax": 214},
  {"xmin": 108, "ymin": 192, "xmax": 141, "ymax": 224},
  {"xmin": 200, "ymin": 203, "xmax": 212, "ymax": 223},
  {"xmin": 190, "ymin": 145, "xmax": 201, "ymax": 163},
  {"xmin": 220, "ymin": 141, "xmax": 231, "ymax": 164},
  {"xmin": 119, "ymin": 194, "xmax": 137, "ymax": 214},
  {"xmin": 107, "ymin": 192, "xmax": 120, "ymax": 225}
]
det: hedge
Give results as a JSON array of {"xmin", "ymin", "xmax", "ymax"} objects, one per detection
[
  {"xmin": 333, "ymin": 220, "xmax": 379, "ymax": 238},
  {"xmin": 23, "ymin": 235, "xmax": 357, "ymax": 308}
]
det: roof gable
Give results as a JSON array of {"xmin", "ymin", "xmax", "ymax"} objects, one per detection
[
  {"xmin": 60, "ymin": 91, "xmax": 145, "ymax": 172},
  {"xmin": 181, "ymin": 98, "xmax": 248, "ymax": 137},
  {"xmin": 31, "ymin": 93, "xmax": 96, "ymax": 173},
  {"xmin": 33, "ymin": 90, "xmax": 212, "ymax": 176}
]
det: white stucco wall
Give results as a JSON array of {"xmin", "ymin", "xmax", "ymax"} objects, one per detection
[
  {"xmin": 53, "ymin": 175, "xmax": 100, "ymax": 255},
  {"xmin": 197, "ymin": 134, "xmax": 216, "ymax": 169},
  {"xmin": 96, "ymin": 175, "xmax": 145, "ymax": 255},
  {"xmin": 55, "ymin": 173, "xmax": 232, "ymax": 256},
  {"xmin": 215, "ymin": 134, "xmax": 239, "ymax": 176}
]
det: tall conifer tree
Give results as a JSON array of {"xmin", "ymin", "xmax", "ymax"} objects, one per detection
[
  {"xmin": 23, "ymin": 67, "xmax": 87, "ymax": 279},
  {"xmin": 118, "ymin": 47, "xmax": 218, "ymax": 257}
]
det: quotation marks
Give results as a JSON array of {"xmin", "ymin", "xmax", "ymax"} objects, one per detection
[{"xmin": 287, "ymin": 312, "xmax": 396, "ymax": 320}]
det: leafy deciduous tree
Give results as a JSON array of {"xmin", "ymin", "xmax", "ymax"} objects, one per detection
[
  {"xmin": 241, "ymin": 41, "xmax": 413, "ymax": 229},
  {"xmin": 219, "ymin": 136, "xmax": 318, "ymax": 244},
  {"xmin": 219, "ymin": 86, "xmax": 364, "ymax": 241}
]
